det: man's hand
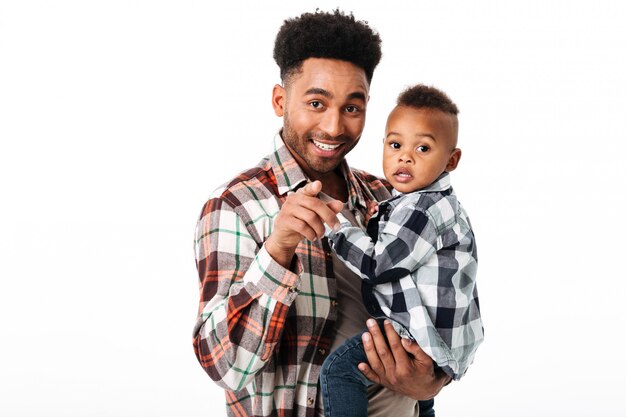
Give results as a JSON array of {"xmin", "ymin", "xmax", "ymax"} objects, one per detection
[
  {"xmin": 364, "ymin": 200, "xmax": 379, "ymax": 224},
  {"xmin": 266, "ymin": 181, "xmax": 343, "ymax": 268},
  {"xmin": 358, "ymin": 319, "xmax": 451, "ymax": 400}
]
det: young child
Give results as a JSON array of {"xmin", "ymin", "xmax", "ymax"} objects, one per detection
[{"xmin": 320, "ymin": 84, "xmax": 484, "ymax": 417}]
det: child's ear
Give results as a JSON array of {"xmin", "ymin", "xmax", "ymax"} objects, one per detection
[
  {"xmin": 272, "ymin": 84, "xmax": 286, "ymax": 117},
  {"xmin": 446, "ymin": 148, "xmax": 462, "ymax": 172}
]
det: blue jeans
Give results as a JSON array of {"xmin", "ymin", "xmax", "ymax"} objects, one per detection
[{"xmin": 320, "ymin": 330, "xmax": 435, "ymax": 417}]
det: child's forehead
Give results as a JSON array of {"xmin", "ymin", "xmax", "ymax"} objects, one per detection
[
  {"xmin": 389, "ymin": 105, "xmax": 451, "ymax": 118},
  {"xmin": 386, "ymin": 106, "xmax": 457, "ymax": 129}
]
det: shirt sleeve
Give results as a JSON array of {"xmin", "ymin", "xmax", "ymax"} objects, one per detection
[
  {"xmin": 327, "ymin": 202, "xmax": 438, "ymax": 284},
  {"xmin": 192, "ymin": 196, "xmax": 301, "ymax": 391}
]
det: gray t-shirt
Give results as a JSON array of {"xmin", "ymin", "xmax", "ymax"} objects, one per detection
[{"xmin": 315, "ymin": 198, "xmax": 419, "ymax": 417}]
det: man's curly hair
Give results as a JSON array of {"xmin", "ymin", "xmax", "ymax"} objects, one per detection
[
  {"xmin": 397, "ymin": 84, "xmax": 459, "ymax": 115},
  {"xmin": 273, "ymin": 9, "xmax": 382, "ymax": 85}
]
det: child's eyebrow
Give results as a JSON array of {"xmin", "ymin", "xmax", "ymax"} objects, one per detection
[
  {"xmin": 386, "ymin": 131, "xmax": 436, "ymax": 141},
  {"xmin": 418, "ymin": 133, "xmax": 437, "ymax": 141}
]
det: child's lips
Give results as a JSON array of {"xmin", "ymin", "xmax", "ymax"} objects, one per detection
[{"xmin": 393, "ymin": 168, "xmax": 413, "ymax": 182}]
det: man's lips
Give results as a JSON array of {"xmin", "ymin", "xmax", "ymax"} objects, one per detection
[{"xmin": 311, "ymin": 139, "xmax": 344, "ymax": 153}]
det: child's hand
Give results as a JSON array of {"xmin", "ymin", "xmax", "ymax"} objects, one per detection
[{"xmin": 365, "ymin": 200, "xmax": 379, "ymax": 224}]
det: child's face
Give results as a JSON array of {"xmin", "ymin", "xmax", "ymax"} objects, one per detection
[{"xmin": 383, "ymin": 106, "xmax": 461, "ymax": 193}]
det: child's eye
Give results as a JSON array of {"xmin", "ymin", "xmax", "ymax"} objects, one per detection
[
  {"xmin": 390, "ymin": 142, "xmax": 401, "ymax": 149},
  {"xmin": 416, "ymin": 145, "xmax": 429, "ymax": 152}
]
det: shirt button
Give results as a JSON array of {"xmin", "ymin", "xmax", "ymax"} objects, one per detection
[
  {"xmin": 331, "ymin": 299, "xmax": 338, "ymax": 307},
  {"xmin": 318, "ymin": 348, "xmax": 326, "ymax": 355},
  {"xmin": 325, "ymin": 251, "xmax": 332, "ymax": 259},
  {"xmin": 289, "ymin": 285, "xmax": 298, "ymax": 293},
  {"xmin": 307, "ymin": 398, "xmax": 314, "ymax": 406}
]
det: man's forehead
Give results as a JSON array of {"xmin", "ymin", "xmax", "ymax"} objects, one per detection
[{"xmin": 287, "ymin": 58, "xmax": 369, "ymax": 94}]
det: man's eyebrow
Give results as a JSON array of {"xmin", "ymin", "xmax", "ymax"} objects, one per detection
[
  {"xmin": 305, "ymin": 88, "xmax": 332, "ymax": 98},
  {"xmin": 303, "ymin": 89, "xmax": 367, "ymax": 102},
  {"xmin": 347, "ymin": 92, "xmax": 367, "ymax": 101}
]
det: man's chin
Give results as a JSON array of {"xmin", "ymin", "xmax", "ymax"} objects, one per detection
[{"xmin": 307, "ymin": 159, "xmax": 343, "ymax": 176}]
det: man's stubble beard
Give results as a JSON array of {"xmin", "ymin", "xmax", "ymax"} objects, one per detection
[{"xmin": 282, "ymin": 112, "xmax": 359, "ymax": 176}]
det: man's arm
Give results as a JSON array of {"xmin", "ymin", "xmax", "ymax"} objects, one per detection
[
  {"xmin": 193, "ymin": 181, "xmax": 342, "ymax": 391},
  {"xmin": 193, "ymin": 195, "xmax": 301, "ymax": 391}
]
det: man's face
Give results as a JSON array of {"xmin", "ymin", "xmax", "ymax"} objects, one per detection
[
  {"xmin": 272, "ymin": 58, "xmax": 369, "ymax": 178},
  {"xmin": 382, "ymin": 106, "xmax": 460, "ymax": 193}
]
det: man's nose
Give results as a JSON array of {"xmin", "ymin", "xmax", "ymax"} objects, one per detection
[{"xmin": 319, "ymin": 110, "xmax": 344, "ymax": 138}]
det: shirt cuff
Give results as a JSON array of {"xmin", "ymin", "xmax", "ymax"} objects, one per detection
[
  {"xmin": 324, "ymin": 212, "xmax": 352, "ymax": 238},
  {"xmin": 244, "ymin": 244, "xmax": 303, "ymax": 305}
]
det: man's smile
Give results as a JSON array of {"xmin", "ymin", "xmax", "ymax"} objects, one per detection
[
  {"xmin": 312, "ymin": 139, "xmax": 342, "ymax": 151},
  {"xmin": 311, "ymin": 139, "xmax": 343, "ymax": 152}
]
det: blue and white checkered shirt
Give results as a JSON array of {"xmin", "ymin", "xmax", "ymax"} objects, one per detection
[{"xmin": 326, "ymin": 172, "xmax": 483, "ymax": 380}]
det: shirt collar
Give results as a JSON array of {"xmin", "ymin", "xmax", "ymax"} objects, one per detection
[
  {"xmin": 270, "ymin": 133, "xmax": 308, "ymax": 196},
  {"xmin": 391, "ymin": 171, "xmax": 452, "ymax": 197},
  {"xmin": 343, "ymin": 164, "xmax": 370, "ymax": 211},
  {"xmin": 269, "ymin": 132, "xmax": 369, "ymax": 210}
]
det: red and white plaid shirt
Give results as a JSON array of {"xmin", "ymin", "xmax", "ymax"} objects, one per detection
[{"xmin": 193, "ymin": 134, "xmax": 391, "ymax": 417}]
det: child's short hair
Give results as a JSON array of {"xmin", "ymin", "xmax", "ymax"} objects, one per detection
[{"xmin": 397, "ymin": 84, "xmax": 459, "ymax": 115}]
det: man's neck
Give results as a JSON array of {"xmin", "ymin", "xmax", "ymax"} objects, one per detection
[{"xmin": 308, "ymin": 169, "xmax": 348, "ymax": 202}]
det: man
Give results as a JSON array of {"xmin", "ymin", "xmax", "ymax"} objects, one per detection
[{"xmin": 193, "ymin": 10, "xmax": 450, "ymax": 417}]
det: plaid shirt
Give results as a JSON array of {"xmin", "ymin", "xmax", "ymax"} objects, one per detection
[
  {"xmin": 193, "ymin": 134, "xmax": 391, "ymax": 417},
  {"xmin": 327, "ymin": 172, "xmax": 484, "ymax": 380}
]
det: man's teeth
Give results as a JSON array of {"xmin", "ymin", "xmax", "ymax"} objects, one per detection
[{"xmin": 313, "ymin": 140, "xmax": 340, "ymax": 151}]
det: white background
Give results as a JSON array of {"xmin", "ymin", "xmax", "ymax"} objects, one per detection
[{"xmin": 1, "ymin": 1, "xmax": 625, "ymax": 416}]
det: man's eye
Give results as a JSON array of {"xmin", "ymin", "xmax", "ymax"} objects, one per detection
[
  {"xmin": 310, "ymin": 101, "xmax": 322, "ymax": 109},
  {"xmin": 345, "ymin": 105, "xmax": 359, "ymax": 113},
  {"xmin": 417, "ymin": 145, "xmax": 429, "ymax": 152}
]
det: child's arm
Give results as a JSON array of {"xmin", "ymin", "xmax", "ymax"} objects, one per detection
[{"xmin": 327, "ymin": 203, "xmax": 438, "ymax": 284}]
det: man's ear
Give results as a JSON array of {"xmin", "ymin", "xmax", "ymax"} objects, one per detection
[
  {"xmin": 272, "ymin": 84, "xmax": 286, "ymax": 117},
  {"xmin": 446, "ymin": 148, "xmax": 462, "ymax": 172}
]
